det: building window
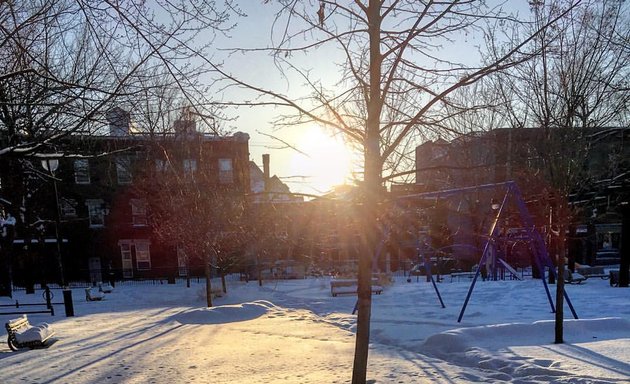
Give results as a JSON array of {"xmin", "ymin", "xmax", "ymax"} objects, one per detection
[
  {"xmin": 183, "ymin": 159, "xmax": 197, "ymax": 174},
  {"xmin": 74, "ymin": 159, "xmax": 90, "ymax": 184},
  {"xmin": 116, "ymin": 156, "xmax": 133, "ymax": 184},
  {"xmin": 218, "ymin": 158, "xmax": 233, "ymax": 184},
  {"xmin": 118, "ymin": 240, "xmax": 151, "ymax": 276},
  {"xmin": 177, "ymin": 245, "xmax": 188, "ymax": 277},
  {"xmin": 86, "ymin": 199, "xmax": 105, "ymax": 227},
  {"xmin": 60, "ymin": 198, "xmax": 77, "ymax": 218},
  {"xmin": 155, "ymin": 159, "xmax": 167, "ymax": 172},
  {"xmin": 130, "ymin": 199, "xmax": 148, "ymax": 227},
  {"xmin": 119, "ymin": 242, "xmax": 133, "ymax": 278},
  {"xmin": 135, "ymin": 242, "xmax": 151, "ymax": 270}
]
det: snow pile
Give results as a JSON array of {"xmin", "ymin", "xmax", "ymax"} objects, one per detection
[
  {"xmin": 423, "ymin": 317, "xmax": 630, "ymax": 357},
  {"xmin": 172, "ymin": 300, "xmax": 275, "ymax": 324},
  {"xmin": 0, "ymin": 275, "xmax": 628, "ymax": 383}
]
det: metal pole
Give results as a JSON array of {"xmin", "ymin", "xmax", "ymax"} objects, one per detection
[
  {"xmin": 44, "ymin": 285, "xmax": 52, "ymax": 309},
  {"xmin": 458, "ymin": 242, "xmax": 490, "ymax": 323},
  {"xmin": 52, "ymin": 176, "xmax": 65, "ymax": 287},
  {"xmin": 426, "ymin": 258, "xmax": 446, "ymax": 308}
]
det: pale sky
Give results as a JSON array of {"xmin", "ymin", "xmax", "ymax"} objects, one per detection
[
  {"xmin": 214, "ymin": 2, "xmax": 356, "ymax": 196},
  {"xmin": 211, "ymin": 1, "xmax": 532, "ymax": 196}
]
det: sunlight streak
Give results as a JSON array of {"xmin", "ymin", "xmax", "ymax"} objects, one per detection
[{"xmin": 288, "ymin": 125, "xmax": 353, "ymax": 193}]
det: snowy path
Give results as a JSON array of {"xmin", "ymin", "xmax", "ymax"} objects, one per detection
[{"xmin": 0, "ymin": 277, "xmax": 628, "ymax": 383}]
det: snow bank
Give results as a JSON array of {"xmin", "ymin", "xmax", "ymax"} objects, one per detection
[
  {"xmin": 422, "ymin": 317, "xmax": 630, "ymax": 357},
  {"xmin": 1, "ymin": 276, "xmax": 628, "ymax": 383},
  {"xmin": 172, "ymin": 300, "xmax": 276, "ymax": 324}
]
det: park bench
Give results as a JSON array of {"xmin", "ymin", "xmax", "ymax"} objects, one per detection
[
  {"xmin": 609, "ymin": 270, "xmax": 620, "ymax": 287},
  {"xmin": 5, "ymin": 315, "xmax": 56, "ymax": 351},
  {"xmin": 99, "ymin": 282, "xmax": 114, "ymax": 293},
  {"xmin": 85, "ymin": 287, "xmax": 105, "ymax": 301},
  {"xmin": 576, "ymin": 266, "xmax": 610, "ymax": 280},
  {"xmin": 450, "ymin": 271, "xmax": 476, "ymax": 282},
  {"xmin": 330, "ymin": 278, "xmax": 383, "ymax": 297},
  {"xmin": 564, "ymin": 269, "xmax": 586, "ymax": 284}
]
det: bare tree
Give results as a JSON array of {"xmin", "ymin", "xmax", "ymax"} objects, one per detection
[
  {"xmin": 135, "ymin": 120, "xmax": 247, "ymax": 306},
  {"xmin": 0, "ymin": 0, "xmax": 238, "ymax": 206},
  {"xmin": 481, "ymin": 0, "xmax": 629, "ymax": 344},
  {"xmin": 0, "ymin": 0, "xmax": 237, "ymax": 156},
  {"xmin": 207, "ymin": 1, "xmax": 580, "ymax": 381},
  {"xmin": 0, "ymin": 0, "xmax": 240, "ymax": 290}
]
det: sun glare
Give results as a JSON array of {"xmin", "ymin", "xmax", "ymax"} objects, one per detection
[{"xmin": 288, "ymin": 126, "xmax": 353, "ymax": 194}]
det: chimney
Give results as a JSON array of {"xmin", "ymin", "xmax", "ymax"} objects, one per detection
[
  {"xmin": 174, "ymin": 119, "xmax": 196, "ymax": 134},
  {"xmin": 262, "ymin": 154, "xmax": 270, "ymax": 192},
  {"xmin": 106, "ymin": 107, "xmax": 130, "ymax": 136}
]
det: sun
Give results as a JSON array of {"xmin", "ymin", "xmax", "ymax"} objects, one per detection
[{"xmin": 288, "ymin": 125, "xmax": 353, "ymax": 194}]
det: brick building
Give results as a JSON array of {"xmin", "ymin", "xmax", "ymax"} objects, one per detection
[
  {"xmin": 412, "ymin": 127, "xmax": 630, "ymax": 268},
  {"xmin": 0, "ymin": 109, "xmax": 250, "ymax": 289}
]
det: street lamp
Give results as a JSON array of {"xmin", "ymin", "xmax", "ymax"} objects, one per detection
[{"xmin": 41, "ymin": 158, "xmax": 65, "ymax": 287}]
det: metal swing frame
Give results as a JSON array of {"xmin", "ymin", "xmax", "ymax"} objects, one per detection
[{"xmin": 397, "ymin": 181, "xmax": 578, "ymax": 322}]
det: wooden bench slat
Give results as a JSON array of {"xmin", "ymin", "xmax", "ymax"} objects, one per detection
[{"xmin": 330, "ymin": 279, "xmax": 383, "ymax": 296}]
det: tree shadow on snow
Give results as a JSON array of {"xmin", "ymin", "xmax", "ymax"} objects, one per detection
[{"xmin": 542, "ymin": 343, "xmax": 630, "ymax": 379}]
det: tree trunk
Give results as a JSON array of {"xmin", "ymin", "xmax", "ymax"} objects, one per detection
[
  {"xmin": 567, "ymin": 225, "xmax": 576, "ymax": 273},
  {"xmin": 554, "ymin": 221, "xmax": 565, "ymax": 344},
  {"xmin": 352, "ymin": 2, "xmax": 382, "ymax": 383},
  {"xmin": 257, "ymin": 251, "xmax": 263, "ymax": 287},
  {"xmin": 186, "ymin": 259, "xmax": 191, "ymax": 288},
  {"xmin": 221, "ymin": 272, "xmax": 227, "ymax": 293},
  {"xmin": 0, "ymin": 224, "xmax": 15, "ymax": 297},
  {"xmin": 205, "ymin": 259, "xmax": 213, "ymax": 307},
  {"xmin": 548, "ymin": 205, "xmax": 556, "ymax": 285},
  {"xmin": 619, "ymin": 204, "xmax": 629, "ymax": 287}
]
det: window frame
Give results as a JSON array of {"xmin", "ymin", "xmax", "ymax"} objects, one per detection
[
  {"xmin": 130, "ymin": 199, "xmax": 148, "ymax": 227},
  {"xmin": 73, "ymin": 159, "xmax": 91, "ymax": 184},
  {"xmin": 177, "ymin": 245, "xmax": 188, "ymax": 277},
  {"xmin": 135, "ymin": 242, "xmax": 151, "ymax": 271},
  {"xmin": 183, "ymin": 158, "xmax": 197, "ymax": 174},
  {"xmin": 86, "ymin": 199, "xmax": 105, "ymax": 228},
  {"xmin": 155, "ymin": 159, "xmax": 169, "ymax": 173},
  {"xmin": 120, "ymin": 242, "xmax": 133, "ymax": 278},
  {"xmin": 116, "ymin": 156, "xmax": 133, "ymax": 185},
  {"xmin": 60, "ymin": 198, "xmax": 77, "ymax": 218},
  {"xmin": 218, "ymin": 158, "xmax": 234, "ymax": 184}
]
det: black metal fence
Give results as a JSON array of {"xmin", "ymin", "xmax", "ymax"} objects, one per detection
[{"xmin": 9, "ymin": 274, "xmax": 243, "ymax": 292}]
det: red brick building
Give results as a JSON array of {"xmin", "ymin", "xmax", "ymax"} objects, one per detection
[{"xmin": 2, "ymin": 109, "xmax": 251, "ymax": 288}]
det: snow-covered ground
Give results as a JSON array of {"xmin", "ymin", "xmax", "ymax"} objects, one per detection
[{"xmin": 1, "ymin": 274, "xmax": 628, "ymax": 383}]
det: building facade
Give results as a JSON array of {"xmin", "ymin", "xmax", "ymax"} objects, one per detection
[
  {"xmin": 413, "ymin": 127, "xmax": 630, "ymax": 268},
  {"xmin": 0, "ymin": 110, "xmax": 251, "ymax": 290}
]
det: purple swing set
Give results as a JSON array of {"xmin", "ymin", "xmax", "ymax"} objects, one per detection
[{"xmin": 397, "ymin": 181, "xmax": 578, "ymax": 323}]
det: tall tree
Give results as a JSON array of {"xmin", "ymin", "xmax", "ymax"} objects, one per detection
[
  {"xmin": 0, "ymin": 0, "xmax": 239, "ymax": 289},
  {"xmin": 210, "ymin": 1, "xmax": 579, "ymax": 381},
  {"xmin": 482, "ymin": 0, "xmax": 629, "ymax": 344},
  {"xmin": 135, "ymin": 114, "xmax": 248, "ymax": 306},
  {"xmin": 0, "ymin": 0, "xmax": 237, "ymax": 157}
]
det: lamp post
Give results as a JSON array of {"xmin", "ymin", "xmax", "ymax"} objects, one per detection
[
  {"xmin": 490, "ymin": 198, "xmax": 501, "ymax": 280},
  {"xmin": 41, "ymin": 159, "xmax": 65, "ymax": 287}
]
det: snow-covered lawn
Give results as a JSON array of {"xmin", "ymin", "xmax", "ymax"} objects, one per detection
[{"xmin": 1, "ymin": 275, "xmax": 628, "ymax": 383}]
